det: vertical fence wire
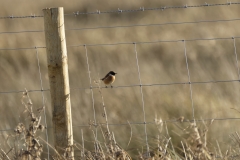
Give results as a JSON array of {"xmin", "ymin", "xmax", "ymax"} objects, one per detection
[
  {"xmin": 232, "ymin": 37, "xmax": 240, "ymax": 108},
  {"xmin": 233, "ymin": 37, "xmax": 240, "ymax": 80},
  {"xmin": 35, "ymin": 47, "xmax": 50, "ymax": 159},
  {"xmin": 84, "ymin": 45, "xmax": 98, "ymax": 141},
  {"xmin": 182, "ymin": 40, "xmax": 195, "ymax": 120},
  {"xmin": 134, "ymin": 43, "xmax": 149, "ymax": 155}
]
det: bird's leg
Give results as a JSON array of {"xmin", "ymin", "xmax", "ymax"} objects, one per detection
[
  {"xmin": 111, "ymin": 85, "xmax": 113, "ymax": 88},
  {"xmin": 105, "ymin": 86, "xmax": 108, "ymax": 88}
]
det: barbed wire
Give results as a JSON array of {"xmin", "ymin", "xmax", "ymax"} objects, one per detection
[
  {"xmin": 68, "ymin": 2, "xmax": 239, "ymax": 16},
  {"xmin": 1, "ymin": 18, "xmax": 240, "ymax": 35},
  {"xmin": 0, "ymin": 2, "xmax": 239, "ymax": 20},
  {"xmin": 0, "ymin": 14, "xmax": 43, "ymax": 19},
  {"xmin": 0, "ymin": 46, "xmax": 46, "ymax": 51},
  {"xmin": 1, "ymin": 117, "xmax": 240, "ymax": 132}
]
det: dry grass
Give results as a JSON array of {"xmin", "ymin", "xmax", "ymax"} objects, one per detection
[
  {"xmin": 1, "ymin": 90, "xmax": 44, "ymax": 159},
  {"xmin": 1, "ymin": 89, "xmax": 240, "ymax": 159},
  {"xmin": 1, "ymin": 0, "xmax": 240, "ymax": 159}
]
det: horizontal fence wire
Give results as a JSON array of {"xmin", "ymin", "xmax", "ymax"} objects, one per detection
[
  {"xmin": 67, "ymin": 37, "xmax": 240, "ymax": 47},
  {"xmin": 65, "ymin": 18, "xmax": 240, "ymax": 31},
  {"xmin": 0, "ymin": 2, "xmax": 240, "ymax": 19},
  {"xmin": 0, "ymin": 89, "xmax": 49, "ymax": 94},
  {"xmin": 2, "ymin": 118, "xmax": 240, "ymax": 132},
  {"xmin": 1, "ymin": 79, "xmax": 240, "ymax": 94},
  {"xmin": 2, "ymin": 18, "xmax": 240, "ymax": 35},
  {"xmin": 0, "ymin": 46, "xmax": 46, "ymax": 50},
  {"xmin": 0, "ymin": 30, "xmax": 44, "ymax": 34},
  {"xmin": 0, "ymin": 36, "xmax": 240, "ymax": 51}
]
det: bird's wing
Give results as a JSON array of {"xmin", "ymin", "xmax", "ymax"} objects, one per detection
[{"xmin": 101, "ymin": 73, "xmax": 109, "ymax": 80}]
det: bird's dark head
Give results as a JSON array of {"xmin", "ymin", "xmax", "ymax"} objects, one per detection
[{"xmin": 109, "ymin": 71, "xmax": 117, "ymax": 75}]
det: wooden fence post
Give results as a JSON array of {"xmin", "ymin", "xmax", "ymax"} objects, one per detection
[{"xmin": 43, "ymin": 7, "xmax": 74, "ymax": 159}]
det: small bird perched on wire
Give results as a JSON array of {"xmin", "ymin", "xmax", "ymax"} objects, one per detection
[{"xmin": 101, "ymin": 71, "xmax": 117, "ymax": 88}]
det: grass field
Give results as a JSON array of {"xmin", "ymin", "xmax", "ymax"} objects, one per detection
[{"xmin": 1, "ymin": 0, "xmax": 240, "ymax": 159}]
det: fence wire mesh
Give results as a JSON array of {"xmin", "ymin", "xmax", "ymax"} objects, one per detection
[{"xmin": 1, "ymin": 1, "xmax": 240, "ymax": 159}]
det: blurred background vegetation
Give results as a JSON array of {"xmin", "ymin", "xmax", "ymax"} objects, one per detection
[{"xmin": 1, "ymin": 0, "xmax": 240, "ymax": 158}]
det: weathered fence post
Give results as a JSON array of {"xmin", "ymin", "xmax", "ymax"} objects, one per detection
[{"xmin": 43, "ymin": 7, "xmax": 74, "ymax": 159}]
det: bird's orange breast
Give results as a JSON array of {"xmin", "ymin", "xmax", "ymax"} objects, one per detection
[{"xmin": 103, "ymin": 75, "xmax": 115, "ymax": 85}]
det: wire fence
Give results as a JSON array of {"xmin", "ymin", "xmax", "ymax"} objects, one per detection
[
  {"xmin": 0, "ymin": 41, "xmax": 240, "ymax": 125},
  {"xmin": 1, "ymin": 1, "xmax": 240, "ymax": 159},
  {"xmin": 35, "ymin": 47, "xmax": 50, "ymax": 160},
  {"xmin": 1, "ymin": 18, "xmax": 240, "ymax": 35},
  {"xmin": 0, "ymin": 1, "xmax": 240, "ymax": 19}
]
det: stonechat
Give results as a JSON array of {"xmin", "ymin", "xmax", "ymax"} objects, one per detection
[{"xmin": 101, "ymin": 71, "xmax": 117, "ymax": 87}]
